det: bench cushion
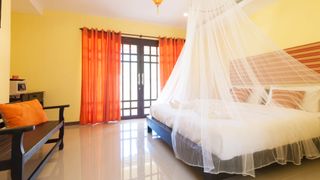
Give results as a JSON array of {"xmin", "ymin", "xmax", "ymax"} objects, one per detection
[
  {"xmin": 0, "ymin": 100, "xmax": 48, "ymax": 128},
  {"xmin": 0, "ymin": 121, "xmax": 60, "ymax": 162}
]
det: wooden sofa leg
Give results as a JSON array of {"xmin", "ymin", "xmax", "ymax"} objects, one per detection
[
  {"xmin": 11, "ymin": 134, "xmax": 24, "ymax": 180},
  {"xmin": 147, "ymin": 126, "xmax": 152, "ymax": 133},
  {"xmin": 59, "ymin": 124, "xmax": 64, "ymax": 150},
  {"xmin": 58, "ymin": 107, "xmax": 66, "ymax": 150},
  {"xmin": 11, "ymin": 162, "xmax": 23, "ymax": 180},
  {"xmin": 59, "ymin": 138, "xmax": 64, "ymax": 150}
]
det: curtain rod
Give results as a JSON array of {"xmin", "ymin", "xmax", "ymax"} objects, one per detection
[{"xmin": 79, "ymin": 28, "xmax": 159, "ymax": 40}]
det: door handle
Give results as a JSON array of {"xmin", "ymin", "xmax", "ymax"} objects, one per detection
[{"xmin": 141, "ymin": 74, "xmax": 144, "ymax": 86}]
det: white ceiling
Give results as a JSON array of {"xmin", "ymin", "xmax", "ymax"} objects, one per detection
[{"xmin": 12, "ymin": 0, "xmax": 277, "ymax": 28}]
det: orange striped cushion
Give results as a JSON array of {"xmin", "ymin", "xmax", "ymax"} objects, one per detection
[
  {"xmin": 268, "ymin": 90, "xmax": 305, "ymax": 109},
  {"xmin": 231, "ymin": 88, "xmax": 252, "ymax": 102}
]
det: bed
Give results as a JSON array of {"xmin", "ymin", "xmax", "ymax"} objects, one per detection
[
  {"xmin": 147, "ymin": 100, "xmax": 320, "ymax": 177},
  {"xmin": 147, "ymin": 42, "xmax": 320, "ymax": 178}
]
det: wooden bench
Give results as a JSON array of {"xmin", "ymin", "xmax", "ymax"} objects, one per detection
[{"xmin": 0, "ymin": 105, "xmax": 69, "ymax": 180}]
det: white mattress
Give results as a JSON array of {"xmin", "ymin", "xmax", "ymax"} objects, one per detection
[{"xmin": 150, "ymin": 101, "xmax": 320, "ymax": 160}]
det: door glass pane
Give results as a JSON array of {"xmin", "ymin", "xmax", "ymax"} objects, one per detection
[
  {"xmin": 144, "ymin": 63, "xmax": 150, "ymax": 100},
  {"xmin": 132, "ymin": 109, "xmax": 138, "ymax": 116},
  {"xmin": 144, "ymin": 108, "xmax": 150, "ymax": 115},
  {"xmin": 144, "ymin": 56, "xmax": 150, "ymax": 62},
  {"xmin": 158, "ymin": 64, "xmax": 160, "ymax": 94},
  {"xmin": 123, "ymin": 44, "xmax": 130, "ymax": 53},
  {"xmin": 132, "ymin": 102, "xmax": 138, "ymax": 108},
  {"xmin": 131, "ymin": 63, "xmax": 138, "ymax": 100},
  {"xmin": 144, "ymin": 46, "xmax": 150, "ymax": 55},
  {"xmin": 151, "ymin": 56, "xmax": 157, "ymax": 63},
  {"xmin": 151, "ymin": 47, "xmax": 157, "ymax": 55},
  {"xmin": 123, "ymin": 62, "xmax": 130, "ymax": 100},
  {"xmin": 151, "ymin": 63, "xmax": 157, "ymax": 99},
  {"xmin": 124, "ymin": 55, "xmax": 130, "ymax": 61},
  {"xmin": 144, "ymin": 100, "xmax": 150, "ymax": 107},
  {"xmin": 120, "ymin": 64, "xmax": 122, "ymax": 101},
  {"xmin": 124, "ymin": 110, "xmax": 130, "ymax": 116},
  {"xmin": 124, "ymin": 102, "xmax": 130, "ymax": 108},
  {"xmin": 131, "ymin": 45, "xmax": 137, "ymax": 54},
  {"xmin": 131, "ymin": 55, "xmax": 137, "ymax": 62}
]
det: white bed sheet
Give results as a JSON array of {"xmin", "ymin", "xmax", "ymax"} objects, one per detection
[{"xmin": 150, "ymin": 102, "xmax": 320, "ymax": 160}]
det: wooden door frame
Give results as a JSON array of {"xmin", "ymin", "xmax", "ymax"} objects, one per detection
[{"xmin": 121, "ymin": 37, "xmax": 159, "ymax": 120}]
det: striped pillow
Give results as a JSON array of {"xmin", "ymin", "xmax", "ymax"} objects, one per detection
[
  {"xmin": 231, "ymin": 88, "xmax": 252, "ymax": 102},
  {"xmin": 268, "ymin": 90, "xmax": 305, "ymax": 109}
]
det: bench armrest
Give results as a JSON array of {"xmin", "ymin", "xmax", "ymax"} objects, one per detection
[
  {"xmin": 43, "ymin": 105, "xmax": 70, "ymax": 110},
  {"xmin": 0, "ymin": 125, "xmax": 35, "ymax": 135},
  {"xmin": 43, "ymin": 104, "xmax": 70, "ymax": 122}
]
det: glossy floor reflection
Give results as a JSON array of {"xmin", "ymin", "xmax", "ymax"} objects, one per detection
[
  {"xmin": 0, "ymin": 119, "xmax": 202, "ymax": 180},
  {"xmin": 1, "ymin": 119, "xmax": 320, "ymax": 180}
]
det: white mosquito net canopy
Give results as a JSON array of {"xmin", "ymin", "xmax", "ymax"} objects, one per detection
[{"xmin": 153, "ymin": 0, "xmax": 320, "ymax": 177}]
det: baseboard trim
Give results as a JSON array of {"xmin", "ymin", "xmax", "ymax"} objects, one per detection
[{"xmin": 65, "ymin": 121, "xmax": 80, "ymax": 126}]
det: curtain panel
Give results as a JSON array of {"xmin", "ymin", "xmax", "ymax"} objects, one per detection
[
  {"xmin": 159, "ymin": 37, "xmax": 185, "ymax": 89},
  {"xmin": 80, "ymin": 28, "xmax": 121, "ymax": 124}
]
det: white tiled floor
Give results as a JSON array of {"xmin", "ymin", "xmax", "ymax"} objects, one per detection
[{"xmin": 1, "ymin": 119, "xmax": 320, "ymax": 180}]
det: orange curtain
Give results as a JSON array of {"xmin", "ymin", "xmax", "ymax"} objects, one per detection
[
  {"xmin": 80, "ymin": 28, "xmax": 121, "ymax": 124},
  {"xmin": 159, "ymin": 37, "xmax": 185, "ymax": 89}
]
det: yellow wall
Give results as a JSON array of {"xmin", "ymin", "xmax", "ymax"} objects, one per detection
[
  {"xmin": 251, "ymin": 0, "xmax": 320, "ymax": 48},
  {"xmin": 0, "ymin": 0, "xmax": 11, "ymax": 103},
  {"xmin": 11, "ymin": 0, "xmax": 320, "ymax": 122},
  {"xmin": 11, "ymin": 11, "xmax": 185, "ymax": 122}
]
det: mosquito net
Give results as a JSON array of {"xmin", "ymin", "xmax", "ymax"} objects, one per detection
[{"xmin": 153, "ymin": 0, "xmax": 320, "ymax": 177}]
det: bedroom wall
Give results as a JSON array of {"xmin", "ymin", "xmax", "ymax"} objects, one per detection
[
  {"xmin": 11, "ymin": 11, "xmax": 186, "ymax": 122},
  {"xmin": 11, "ymin": 0, "xmax": 319, "ymax": 122},
  {"xmin": 0, "ymin": 0, "xmax": 11, "ymax": 103},
  {"xmin": 251, "ymin": 0, "xmax": 320, "ymax": 49}
]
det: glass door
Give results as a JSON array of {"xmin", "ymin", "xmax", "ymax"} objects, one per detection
[{"xmin": 120, "ymin": 37, "xmax": 159, "ymax": 119}]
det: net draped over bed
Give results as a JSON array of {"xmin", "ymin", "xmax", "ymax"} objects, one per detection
[{"xmin": 153, "ymin": 0, "xmax": 320, "ymax": 177}]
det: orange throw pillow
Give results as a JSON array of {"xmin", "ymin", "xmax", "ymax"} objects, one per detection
[
  {"xmin": 268, "ymin": 90, "xmax": 305, "ymax": 110},
  {"xmin": 0, "ymin": 99, "xmax": 48, "ymax": 128}
]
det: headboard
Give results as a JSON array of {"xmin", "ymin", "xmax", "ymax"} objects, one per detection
[
  {"xmin": 230, "ymin": 41, "xmax": 320, "ymax": 85},
  {"xmin": 285, "ymin": 41, "xmax": 320, "ymax": 74}
]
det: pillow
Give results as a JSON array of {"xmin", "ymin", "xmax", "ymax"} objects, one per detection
[
  {"xmin": 231, "ymin": 88, "xmax": 252, "ymax": 102},
  {"xmin": 267, "ymin": 89, "xmax": 305, "ymax": 110},
  {"xmin": 0, "ymin": 99, "xmax": 48, "ymax": 128},
  {"xmin": 268, "ymin": 86, "xmax": 320, "ymax": 112},
  {"xmin": 169, "ymin": 100, "xmax": 196, "ymax": 109}
]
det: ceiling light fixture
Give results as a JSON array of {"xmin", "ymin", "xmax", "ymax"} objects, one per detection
[
  {"xmin": 183, "ymin": 13, "xmax": 188, "ymax": 17},
  {"xmin": 153, "ymin": 0, "xmax": 164, "ymax": 14}
]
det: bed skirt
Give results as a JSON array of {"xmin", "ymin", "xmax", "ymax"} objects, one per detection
[{"xmin": 146, "ymin": 116, "xmax": 320, "ymax": 176}]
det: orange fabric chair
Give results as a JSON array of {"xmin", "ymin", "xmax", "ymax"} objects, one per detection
[
  {"xmin": 159, "ymin": 37, "xmax": 185, "ymax": 89},
  {"xmin": 80, "ymin": 28, "xmax": 121, "ymax": 124}
]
